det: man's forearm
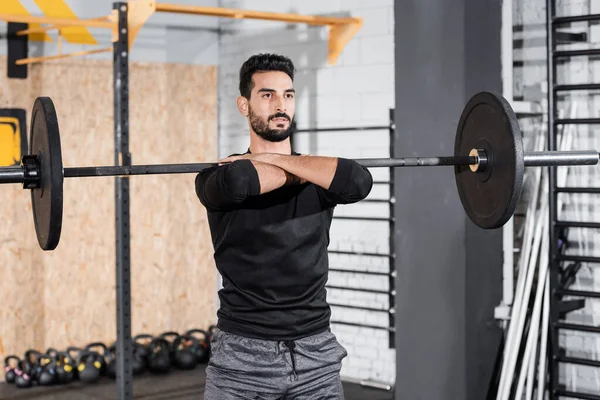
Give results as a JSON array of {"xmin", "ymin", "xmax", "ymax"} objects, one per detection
[
  {"xmin": 251, "ymin": 160, "xmax": 303, "ymax": 194},
  {"xmin": 259, "ymin": 154, "xmax": 338, "ymax": 190}
]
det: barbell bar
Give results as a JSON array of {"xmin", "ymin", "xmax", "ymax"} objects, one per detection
[
  {"xmin": 0, "ymin": 152, "xmax": 598, "ymax": 181},
  {"xmin": 0, "ymin": 92, "xmax": 598, "ymax": 251}
]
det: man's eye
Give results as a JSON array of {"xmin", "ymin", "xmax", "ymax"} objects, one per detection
[{"xmin": 263, "ymin": 93, "xmax": 271, "ymax": 98}]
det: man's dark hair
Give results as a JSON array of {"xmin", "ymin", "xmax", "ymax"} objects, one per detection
[{"xmin": 239, "ymin": 53, "xmax": 295, "ymax": 99}]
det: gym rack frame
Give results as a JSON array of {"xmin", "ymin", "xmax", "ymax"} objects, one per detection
[{"xmin": 547, "ymin": 1, "xmax": 600, "ymax": 399}]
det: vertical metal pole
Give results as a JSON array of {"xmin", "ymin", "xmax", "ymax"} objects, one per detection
[
  {"xmin": 389, "ymin": 108, "xmax": 396, "ymax": 349},
  {"xmin": 546, "ymin": 0, "xmax": 559, "ymax": 398},
  {"xmin": 114, "ymin": 3, "xmax": 133, "ymax": 400}
]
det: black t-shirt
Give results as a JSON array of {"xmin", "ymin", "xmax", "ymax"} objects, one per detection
[{"xmin": 195, "ymin": 152, "xmax": 373, "ymax": 341}]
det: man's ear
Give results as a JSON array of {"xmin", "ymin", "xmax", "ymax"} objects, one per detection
[{"xmin": 237, "ymin": 96, "xmax": 249, "ymax": 117}]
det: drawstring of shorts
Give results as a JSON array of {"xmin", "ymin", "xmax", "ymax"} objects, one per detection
[{"xmin": 283, "ymin": 340, "xmax": 297, "ymax": 381}]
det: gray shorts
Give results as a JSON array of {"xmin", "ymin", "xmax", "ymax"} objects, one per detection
[{"xmin": 203, "ymin": 327, "xmax": 348, "ymax": 400}]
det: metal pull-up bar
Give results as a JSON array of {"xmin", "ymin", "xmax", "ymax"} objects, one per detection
[{"xmin": 0, "ymin": 0, "xmax": 362, "ymax": 66}]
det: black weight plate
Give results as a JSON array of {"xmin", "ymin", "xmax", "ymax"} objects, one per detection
[
  {"xmin": 454, "ymin": 92, "xmax": 524, "ymax": 229},
  {"xmin": 30, "ymin": 97, "xmax": 63, "ymax": 250}
]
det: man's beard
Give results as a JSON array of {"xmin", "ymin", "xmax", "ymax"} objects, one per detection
[{"xmin": 248, "ymin": 106, "xmax": 293, "ymax": 143}]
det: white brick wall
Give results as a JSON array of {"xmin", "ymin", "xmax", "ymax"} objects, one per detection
[
  {"xmin": 217, "ymin": 0, "xmax": 395, "ymax": 386},
  {"xmin": 514, "ymin": 0, "xmax": 600, "ymax": 394}
]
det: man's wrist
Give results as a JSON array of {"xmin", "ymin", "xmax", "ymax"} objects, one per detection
[{"xmin": 257, "ymin": 153, "xmax": 283, "ymax": 167}]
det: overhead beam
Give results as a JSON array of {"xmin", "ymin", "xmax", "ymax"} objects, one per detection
[
  {"xmin": 155, "ymin": 3, "xmax": 360, "ymax": 25},
  {"xmin": 155, "ymin": 2, "xmax": 362, "ymax": 65}
]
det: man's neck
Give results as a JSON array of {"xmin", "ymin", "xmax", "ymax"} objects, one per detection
[{"xmin": 249, "ymin": 131, "xmax": 291, "ymax": 155}]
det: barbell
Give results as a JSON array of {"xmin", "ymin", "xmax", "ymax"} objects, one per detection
[{"xmin": 0, "ymin": 92, "xmax": 598, "ymax": 251}]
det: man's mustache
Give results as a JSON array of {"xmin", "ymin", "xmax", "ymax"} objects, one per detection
[{"xmin": 269, "ymin": 113, "xmax": 291, "ymax": 122}]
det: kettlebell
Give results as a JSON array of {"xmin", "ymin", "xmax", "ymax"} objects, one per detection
[
  {"xmin": 77, "ymin": 351, "xmax": 103, "ymax": 383},
  {"xmin": 146, "ymin": 337, "xmax": 171, "ymax": 374},
  {"xmin": 159, "ymin": 331, "xmax": 181, "ymax": 367},
  {"xmin": 159, "ymin": 332, "xmax": 180, "ymax": 354},
  {"xmin": 84, "ymin": 342, "xmax": 108, "ymax": 375},
  {"xmin": 15, "ymin": 350, "xmax": 41, "ymax": 388},
  {"xmin": 133, "ymin": 334, "xmax": 154, "ymax": 375},
  {"xmin": 66, "ymin": 347, "xmax": 83, "ymax": 381},
  {"xmin": 55, "ymin": 351, "xmax": 76, "ymax": 384},
  {"xmin": 37, "ymin": 353, "xmax": 58, "ymax": 386},
  {"xmin": 4, "ymin": 355, "xmax": 20, "ymax": 384},
  {"xmin": 171, "ymin": 335, "xmax": 199, "ymax": 370},
  {"xmin": 185, "ymin": 329, "xmax": 210, "ymax": 363}
]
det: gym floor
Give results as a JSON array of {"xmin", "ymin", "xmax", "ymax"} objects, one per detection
[{"xmin": 0, "ymin": 365, "xmax": 393, "ymax": 400}]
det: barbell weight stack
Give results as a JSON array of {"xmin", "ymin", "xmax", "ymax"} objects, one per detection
[{"xmin": 0, "ymin": 93, "xmax": 598, "ymax": 250}]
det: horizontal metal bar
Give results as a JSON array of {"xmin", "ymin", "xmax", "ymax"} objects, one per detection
[
  {"xmin": 326, "ymin": 285, "xmax": 392, "ymax": 295},
  {"xmin": 523, "ymin": 151, "xmax": 599, "ymax": 166},
  {"xmin": 554, "ymin": 389, "xmax": 600, "ymax": 400},
  {"xmin": 356, "ymin": 156, "xmax": 476, "ymax": 167},
  {"xmin": 555, "ymin": 118, "xmax": 600, "ymax": 125},
  {"xmin": 329, "ymin": 302, "xmax": 394, "ymax": 313},
  {"xmin": 155, "ymin": 3, "xmax": 361, "ymax": 26},
  {"xmin": 333, "ymin": 216, "xmax": 393, "ymax": 222},
  {"xmin": 556, "ymin": 187, "xmax": 600, "ymax": 194},
  {"xmin": 64, "ymin": 163, "xmax": 216, "ymax": 177},
  {"xmin": 555, "ymin": 322, "xmax": 600, "ymax": 334},
  {"xmin": 329, "ymin": 268, "xmax": 393, "ymax": 277},
  {"xmin": 57, "ymin": 150, "xmax": 599, "ymax": 180},
  {"xmin": 554, "ymin": 48, "xmax": 600, "ymax": 58},
  {"xmin": 553, "ymin": 14, "xmax": 600, "ymax": 25},
  {"xmin": 330, "ymin": 320, "xmax": 395, "ymax": 332},
  {"xmin": 558, "ymin": 355, "xmax": 600, "ymax": 368},
  {"xmin": 0, "ymin": 166, "xmax": 24, "ymax": 184},
  {"xmin": 373, "ymin": 180, "xmax": 392, "ymax": 185},
  {"xmin": 555, "ymin": 221, "xmax": 600, "ymax": 229},
  {"xmin": 294, "ymin": 125, "xmax": 391, "ymax": 133},
  {"xmin": 557, "ymin": 289, "xmax": 600, "ymax": 299},
  {"xmin": 557, "ymin": 255, "xmax": 600, "ymax": 263},
  {"xmin": 554, "ymin": 83, "xmax": 600, "ymax": 91},
  {"xmin": 328, "ymin": 249, "xmax": 394, "ymax": 258}
]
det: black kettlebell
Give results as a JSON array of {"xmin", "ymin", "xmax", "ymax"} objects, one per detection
[
  {"xmin": 4, "ymin": 355, "xmax": 20, "ymax": 384},
  {"xmin": 159, "ymin": 331, "xmax": 181, "ymax": 366},
  {"xmin": 77, "ymin": 351, "xmax": 103, "ymax": 383},
  {"xmin": 15, "ymin": 350, "xmax": 42, "ymax": 388},
  {"xmin": 146, "ymin": 337, "xmax": 171, "ymax": 374},
  {"xmin": 159, "ymin": 331, "xmax": 180, "ymax": 353},
  {"xmin": 37, "ymin": 353, "xmax": 58, "ymax": 386},
  {"xmin": 185, "ymin": 329, "xmax": 210, "ymax": 363},
  {"xmin": 66, "ymin": 347, "xmax": 83, "ymax": 381},
  {"xmin": 84, "ymin": 342, "xmax": 108, "ymax": 375},
  {"xmin": 133, "ymin": 334, "xmax": 154, "ymax": 375},
  {"xmin": 171, "ymin": 335, "xmax": 199, "ymax": 370},
  {"xmin": 55, "ymin": 351, "xmax": 76, "ymax": 384},
  {"xmin": 134, "ymin": 334, "xmax": 153, "ymax": 360}
]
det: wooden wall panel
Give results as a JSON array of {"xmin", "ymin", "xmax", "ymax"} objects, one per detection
[{"xmin": 0, "ymin": 58, "xmax": 218, "ymax": 379}]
